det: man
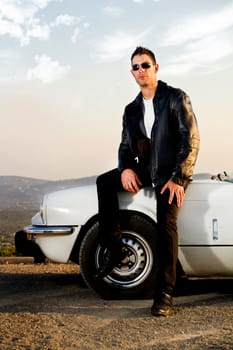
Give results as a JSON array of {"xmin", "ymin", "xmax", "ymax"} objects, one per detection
[{"xmin": 95, "ymin": 46, "xmax": 200, "ymax": 316}]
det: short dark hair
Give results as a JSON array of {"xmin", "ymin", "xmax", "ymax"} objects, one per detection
[{"xmin": 131, "ymin": 46, "xmax": 156, "ymax": 64}]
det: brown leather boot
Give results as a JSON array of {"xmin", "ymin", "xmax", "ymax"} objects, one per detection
[{"xmin": 151, "ymin": 292, "xmax": 173, "ymax": 317}]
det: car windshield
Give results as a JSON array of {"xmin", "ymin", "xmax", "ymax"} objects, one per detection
[
  {"xmin": 211, "ymin": 171, "xmax": 233, "ymax": 182},
  {"xmin": 225, "ymin": 173, "xmax": 233, "ymax": 183}
]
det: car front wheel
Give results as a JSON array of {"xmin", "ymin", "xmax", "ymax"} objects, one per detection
[{"xmin": 79, "ymin": 212, "xmax": 158, "ymax": 299}]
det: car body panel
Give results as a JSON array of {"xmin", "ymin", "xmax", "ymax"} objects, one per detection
[
  {"xmin": 43, "ymin": 185, "xmax": 157, "ymax": 226},
  {"xmin": 26, "ymin": 173, "xmax": 233, "ymax": 276},
  {"xmin": 178, "ymin": 180, "xmax": 233, "ymax": 245},
  {"xmin": 35, "ymin": 227, "xmax": 81, "ymax": 263},
  {"xmin": 179, "ymin": 247, "xmax": 233, "ymax": 276}
]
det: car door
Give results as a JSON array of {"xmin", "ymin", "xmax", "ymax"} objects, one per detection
[{"xmin": 178, "ymin": 179, "xmax": 233, "ymax": 276}]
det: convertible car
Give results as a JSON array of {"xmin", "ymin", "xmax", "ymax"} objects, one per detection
[{"xmin": 16, "ymin": 172, "xmax": 233, "ymax": 299}]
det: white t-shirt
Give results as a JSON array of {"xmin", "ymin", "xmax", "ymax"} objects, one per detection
[{"xmin": 143, "ymin": 98, "xmax": 155, "ymax": 138}]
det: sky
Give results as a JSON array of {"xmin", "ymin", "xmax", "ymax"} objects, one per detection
[{"xmin": 0, "ymin": 0, "xmax": 233, "ymax": 180}]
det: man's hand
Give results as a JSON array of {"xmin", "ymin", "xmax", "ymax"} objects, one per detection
[
  {"xmin": 161, "ymin": 180, "xmax": 185, "ymax": 207},
  {"xmin": 121, "ymin": 169, "xmax": 142, "ymax": 193}
]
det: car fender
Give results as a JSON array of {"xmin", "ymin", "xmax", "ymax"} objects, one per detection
[{"xmin": 43, "ymin": 184, "xmax": 157, "ymax": 226}]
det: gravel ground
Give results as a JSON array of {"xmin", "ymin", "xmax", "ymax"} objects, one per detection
[{"xmin": 0, "ymin": 261, "xmax": 232, "ymax": 350}]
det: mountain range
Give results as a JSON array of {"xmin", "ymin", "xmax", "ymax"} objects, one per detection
[
  {"xmin": 0, "ymin": 176, "xmax": 96, "ymax": 242},
  {"xmin": 0, "ymin": 175, "xmax": 96, "ymax": 210}
]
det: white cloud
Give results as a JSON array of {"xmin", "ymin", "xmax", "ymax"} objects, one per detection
[
  {"xmin": 162, "ymin": 3, "xmax": 233, "ymax": 46},
  {"xmin": 132, "ymin": 0, "xmax": 144, "ymax": 3},
  {"xmin": 0, "ymin": 0, "xmax": 54, "ymax": 45},
  {"xmin": 71, "ymin": 19, "xmax": 90, "ymax": 43},
  {"xmin": 83, "ymin": 22, "xmax": 90, "ymax": 29},
  {"xmin": 159, "ymin": 3, "xmax": 233, "ymax": 75},
  {"xmin": 0, "ymin": 0, "xmax": 81, "ymax": 46},
  {"xmin": 52, "ymin": 14, "xmax": 76, "ymax": 27},
  {"xmin": 161, "ymin": 34, "xmax": 233, "ymax": 76},
  {"xmin": 94, "ymin": 29, "xmax": 151, "ymax": 62},
  {"xmin": 24, "ymin": 18, "xmax": 50, "ymax": 45},
  {"xmin": 33, "ymin": 0, "xmax": 60, "ymax": 9},
  {"xmin": 71, "ymin": 27, "xmax": 80, "ymax": 43},
  {"xmin": 27, "ymin": 54, "xmax": 70, "ymax": 83},
  {"xmin": 102, "ymin": 6, "xmax": 124, "ymax": 17},
  {"xmin": 0, "ymin": 18, "xmax": 23, "ymax": 40},
  {"xmin": 0, "ymin": 0, "xmax": 35, "ymax": 24},
  {"xmin": 186, "ymin": 36, "xmax": 233, "ymax": 64}
]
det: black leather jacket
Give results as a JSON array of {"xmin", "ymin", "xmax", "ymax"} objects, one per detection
[{"xmin": 118, "ymin": 80, "xmax": 200, "ymax": 187}]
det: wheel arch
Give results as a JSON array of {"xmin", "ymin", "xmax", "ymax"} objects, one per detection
[
  {"xmin": 69, "ymin": 209, "xmax": 157, "ymax": 264},
  {"xmin": 119, "ymin": 209, "xmax": 157, "ymax": 226},
  {"xmin": 69, "ymin": 214, "xmax": 99, "ymax": 263}
]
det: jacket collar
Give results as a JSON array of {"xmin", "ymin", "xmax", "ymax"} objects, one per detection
[{"xmin": 134, "ymin": 80, "xmax": 168, "ymax": 105}]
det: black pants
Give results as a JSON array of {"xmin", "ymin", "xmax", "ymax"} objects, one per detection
[{"xmin": 96, "ymin": 167, "xmax": 185, "ymax": 294}]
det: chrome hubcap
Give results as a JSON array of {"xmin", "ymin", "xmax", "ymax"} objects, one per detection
[{"xmin": 96, "ymin": 231, "xmax": 153, "ymax": 288}]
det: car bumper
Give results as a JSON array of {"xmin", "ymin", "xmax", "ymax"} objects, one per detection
[{"xmin": 24, "ymin": 226, "xmax": 74, "ymax": 235}]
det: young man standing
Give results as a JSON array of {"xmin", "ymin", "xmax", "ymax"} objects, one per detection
[{"xmin": 95, "ymin": 46, "xmax": 200, "ymax": 316}]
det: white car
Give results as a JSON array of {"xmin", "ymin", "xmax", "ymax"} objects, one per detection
[{"xmin": 18, "ymin": 172, "xmax": 233, "ymax": 299}]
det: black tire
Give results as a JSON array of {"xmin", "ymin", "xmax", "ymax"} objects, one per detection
[{"xmin": 79, "ymin": 212, "xmax": 158, "ymax": 299}]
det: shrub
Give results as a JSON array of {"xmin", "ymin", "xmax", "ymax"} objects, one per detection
[{"xmin": 0, "ymin": 245, "xmax": 16, "ymax": 256}]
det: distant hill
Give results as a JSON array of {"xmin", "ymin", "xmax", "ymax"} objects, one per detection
[
  {"xmin": 0, "ymin": 175, "xmax": 97, "ymax": 210},
  {"xmin": 0, "ymin": 175, "xmax": 96, "ymax": 242}
]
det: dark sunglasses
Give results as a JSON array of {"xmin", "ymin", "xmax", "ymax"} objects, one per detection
[{"xmin": 131, "ymin": 62, "xmax": 153, "ymax": 71}]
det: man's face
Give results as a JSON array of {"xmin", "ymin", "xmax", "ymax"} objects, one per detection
[{"xmin": 131, "ymin": 54, "xmax": 159, "ymax": 88}]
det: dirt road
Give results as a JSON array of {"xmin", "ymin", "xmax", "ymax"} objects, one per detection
[{"xmin": 0, "ymin": 262, "xmax": 232, "ymax": 350}]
